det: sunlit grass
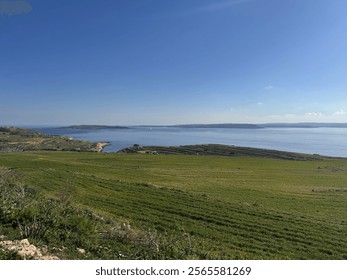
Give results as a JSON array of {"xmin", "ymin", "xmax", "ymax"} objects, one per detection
[{"xmin": 1, "ymin": 151, "xmax": 346, "ymax": 259}]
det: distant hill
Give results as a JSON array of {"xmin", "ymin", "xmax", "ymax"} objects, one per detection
[
  {"xmin": 120, "ymin": 144, "xmax": 329, "ymax": 160},
  {"xmin": 262, "ymin": 123, "xmax": 347, "ymax": 128},
  {"xmin": 173, "ymin": 123, "xmax": 262, "ymax": 129},
  {"xmin": 0, "ymin": 126, "xmax": 108, "ymax": 152},
  {"xmin": 61, "ymin": 125, "xmax": 129, "ymax": 130},
  {"xmin": 176, "ymin": 122, "xmax": 347, "ymax": 129},
  {"xmin": 57, "ymin": 122, "xmax": 347, "ymax": 130},
  {"xmin": 136, "ymin": 122, "xmax": 347, "ymax": 129}
]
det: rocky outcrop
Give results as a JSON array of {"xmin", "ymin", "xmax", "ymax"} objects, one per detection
[
  {"xmin": 94, "ymin": 142, "xmax": 111, "ymax": 152},
  {"xmin": 0, "ymin": 237, "xmax": 59, "ymax": 260},
  {"xmin": 0, "ymin": 126, "xmax": 108, "ymax": 153}
]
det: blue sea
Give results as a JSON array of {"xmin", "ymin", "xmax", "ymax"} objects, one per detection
[{"xmin": 34, "ymin": 126, "xmax": 347, "ymax": 157}]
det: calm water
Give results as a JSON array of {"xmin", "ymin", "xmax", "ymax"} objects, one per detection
[{"xmin": 36, "ymin": 127, "xmax": 347, "ymax": 157}]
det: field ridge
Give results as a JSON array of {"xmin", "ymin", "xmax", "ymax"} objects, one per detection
[{"xmin": 120, "ymin": 144, "xmax": 332, "ymax": 160}]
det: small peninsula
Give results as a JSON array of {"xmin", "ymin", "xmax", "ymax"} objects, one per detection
[
  {"xmin": 120, "ymin": 144, "xmax": 326, "ymax": 160},
  {"xmin": 0, "ymin": 127, "xmax": 109, "ymax": 153}
]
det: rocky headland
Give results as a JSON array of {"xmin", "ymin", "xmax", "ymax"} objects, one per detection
[{"xmin": 0, "ymin": 126, "xmax": 109, "ymax": 153}]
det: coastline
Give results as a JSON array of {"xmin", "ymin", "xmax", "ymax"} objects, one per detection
[
  {"xmin": 24, "ymin": 126, "xmax": 347, "ymax": 157},
  {"xmin": 95, "ymin": 142, "xmax": 111, "ymax": 152}
]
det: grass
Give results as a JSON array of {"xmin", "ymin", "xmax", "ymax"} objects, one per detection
[{"xmin": 0, "ymin": 151, "xmax": 346, "ymax": 259}]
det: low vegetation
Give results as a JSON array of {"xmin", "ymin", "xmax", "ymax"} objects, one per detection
[
  {"xmin": 0, "ymin": 166, "xmax": 194, "ymax": 259},
  {"xmin": 0, "ymin": 148, "xmax": 346, "ymax": 259}
]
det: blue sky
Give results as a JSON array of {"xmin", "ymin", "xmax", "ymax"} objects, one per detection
[{"xmin": 1, "ymin": 0, "xmax": 347, "ymax": 125}]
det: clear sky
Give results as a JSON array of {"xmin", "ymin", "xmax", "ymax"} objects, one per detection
[{"xmin": 1, "ymin": 0, "xmax": 347, "ymax": 125}]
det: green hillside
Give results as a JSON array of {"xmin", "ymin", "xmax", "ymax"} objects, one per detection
[{"xmin": 1, "ymin": 150, "xmax": 346, "ymax": 259}]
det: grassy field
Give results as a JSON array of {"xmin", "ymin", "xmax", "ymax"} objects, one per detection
[{"xmin": 0, "ymin": 151, "xmax": 346, "ymax": 259}]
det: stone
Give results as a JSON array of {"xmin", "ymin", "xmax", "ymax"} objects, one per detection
[{"xmin": 77, "ymin": 248, "xmax": 86, "ymax": 254}]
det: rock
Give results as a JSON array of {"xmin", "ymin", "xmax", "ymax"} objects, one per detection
[
  {"xmin": 17, "ymin": 243, "xmax": 42, "ymax": 259},
  {"xmin": 77, "ymin": 248, "xmax": 86, "ymax": 254},
  {"xmin": 0, "ymin": 240, "xmax": 12, "ymax": 246},
  {"xmin": 0, "ymin": 238, "xmax": 58, "ymax": 260},
  {"xmin": 20, "ymin": 239, "xmax": 30, "ymax": 246}
]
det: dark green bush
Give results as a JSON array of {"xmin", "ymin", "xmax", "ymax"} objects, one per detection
[{"xmin": 0, "ymin": 248, "xmax": 22, "ymax": 260}]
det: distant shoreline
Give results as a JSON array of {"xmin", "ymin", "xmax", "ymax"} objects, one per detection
[
  {"xmin": 1, "ymin": 125, "xmax": 341, "ymax": 159},
  {"xmin": 58, "ymin": 122, "xmax": 347, "ymax": 130},
  {"xmin": 34, "ymin": 124, "xmax": 347, "ymax": 157},
  {"xmin": 60, "ymin": 125, "xmax": 129, "ymax": 130}
]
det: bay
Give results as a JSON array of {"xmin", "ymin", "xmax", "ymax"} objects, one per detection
[{"xmin": 35, "ymin": 126, "xmax": 347, "ymax": 157}]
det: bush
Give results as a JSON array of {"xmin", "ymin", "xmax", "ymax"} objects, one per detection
[
  {"xmin": 99, "ymin": 222, "xmax": 194, "ymax": 259},
  {"xmin": 0, "ymin": 248, "xmax": 22, "ymax": 260}
]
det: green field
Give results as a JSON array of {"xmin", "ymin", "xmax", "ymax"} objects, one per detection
[{"xmin": 1, "ymin": 151, "xmax": 347, "ymax": 259}]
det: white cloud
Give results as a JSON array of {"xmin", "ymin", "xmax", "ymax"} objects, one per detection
[
  {"xmin": 305, "ymin": 112, "xmax": 324, "ymax": 117},
  {"xmin": 0, "ymin": 0, "xmax": 32, "ymax": 16},
  {"xmin": 264, "ymin": 112, "xmax": 326, "ymax": 123},
  {"xmin": 257, "ymin": 102, "xmax": 263, "ymax": 105},
  {"xmin": 262, "ymin": 110, "xmax": 347, "ymax": 123},
  {"xmin": 202, "ymin": 107, "xmax": 347, "ymax": 124},
  {"xmin": 267, "ymin": 113, "xmax": 296, "ymax": 120},
  {"xmin": 333, "ymin": 109, "xmax": 346, "ymax": 115}
]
